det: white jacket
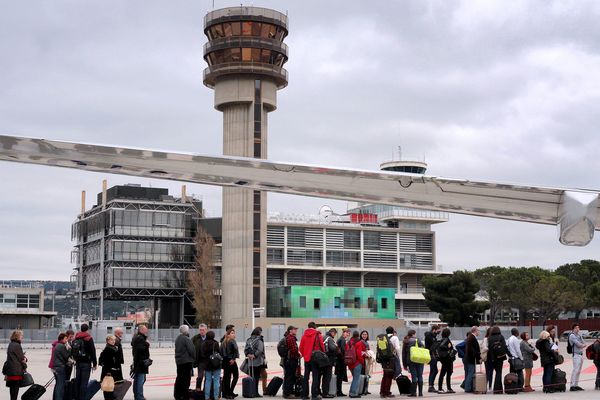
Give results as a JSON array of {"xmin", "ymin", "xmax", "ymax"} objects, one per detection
[
  {"xmin": 507, "ymin": 335, "xmax": 523, "ymax": 360},
  {"xmin": 389, "ymin": 334, "xmax": 402, "ymax": 357}
]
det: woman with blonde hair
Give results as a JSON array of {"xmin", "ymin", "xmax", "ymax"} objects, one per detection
[
  {"xmin": 536, "ymin": 331, "xmax": 556, "ymax": 393},
  {"xmin": 99, "ymin": 334, "xmax": 123, "ymax": 400},
  {"xmin": 3, "ymin": 330, "xmax": 27, "ymax": 400}
]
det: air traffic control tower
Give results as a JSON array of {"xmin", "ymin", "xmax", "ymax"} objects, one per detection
[{"xmin": 203, "ymin": 7, "xmax": 289, "ymax": 325}]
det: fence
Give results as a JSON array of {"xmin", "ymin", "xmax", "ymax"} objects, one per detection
[{"xmin": 0, "ymin": 325, "xmax": 546, "ymax": 347}]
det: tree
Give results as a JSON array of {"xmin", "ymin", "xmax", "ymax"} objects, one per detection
[
  {"xmin": 529, "ymin": 274, "xmax": 583, "ymax": 325},
  {"xmin": 587, "ymin": 281, "xmax": 600, "ymax": 309},
  {"xmin": 474, "ymin": 266, "xmax": 509, "ymax": 325},
  {"xmin": 187, "ymin": 225, "xmax": 220, "ymax": 328},
  {"xmin": 423, "ymin": 270, "xmax": 489, "ymax": 327},
  {"xmin": 495, "ymin": 267, "xmax": 548, "ymax": 325},
  {"xmin": 556, "ymin": 259, "xmax": 600, "ymax": 319}
]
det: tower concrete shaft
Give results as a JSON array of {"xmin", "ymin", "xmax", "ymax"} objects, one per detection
[{"xmin": 203, "ymin": 7, "xmax": 288, "ymax": 325}]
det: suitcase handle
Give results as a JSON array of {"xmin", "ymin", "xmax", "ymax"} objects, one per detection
[{"xmin": 44, "ymin": 375, "xmax": 56, "ymax": 389}]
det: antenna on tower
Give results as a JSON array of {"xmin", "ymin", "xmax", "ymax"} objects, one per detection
[{"xmin": 398, "ymin": 146, "xmax": 402, "ymax": 161}]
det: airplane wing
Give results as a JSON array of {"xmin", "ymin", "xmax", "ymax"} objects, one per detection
[{"xmin": 1, "ymin": 134, "xmax": 598, "ymax": 246}]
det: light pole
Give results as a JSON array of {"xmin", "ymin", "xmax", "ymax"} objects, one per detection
[{"xmin": 251, "ymin": 307, "xmax": 265, "ymax": 331}]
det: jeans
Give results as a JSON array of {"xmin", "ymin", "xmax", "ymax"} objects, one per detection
[
  {"xmin": 438, "ymin": 359, "xmax": 453, "ymax": 391},
  {"xmin": 222, "ymin": 360, "xmax": 239, "ymax": 397},
  {"xmin": 303, "ymin": 360, "xmax": 321, "ymax": 399},
  {"xmin": 394, "ymin": 356, "xmax": 402, "ymax": 377},
  {"xmin": 492, "ymin": 362, "xmax": 503, "ymax": 394},
  {"xmin": 321, "ymin": 365, "xmax": 333, "ymax": 395},
  {"xmin": 463, "ymin": 362, "xmax": 475, "ymax": 392},
  {"xmin": 571, "ymin": 353, "xmax": 583, "ymax": 387},
  {"xmin": 53, "ymin": 366, "xmax": 67, "ymax": 400},
  {"xmin": 204, "ymin": 369, "xmax": 221, "ymax": 400},
  {"xmin": 542, "ymin": 364, "xmax": 554, "ymax": 391},
  {"xmin": 174, "ymin": 362, "xmax": 193, "ymax": 400},
  {"xmin": 484, "ymin": 359, "xmax": 493, "ymax": 389},
  {"xmin": 428, "ymin": 358, "xmax": 438, "ymax": 388},
  {"xmin": 133, "ymin": 372, "xmax": 146, "ymax": 400},
  {"xmin": 75, "ymin": 362, "xmax": 92, "ymax": 400},
  {"xmin": 408, "ymin": 363, "xmax": 424, "ymax": 395},
  {"xmin": 196, "ymin": 363, "xmax": 206, "ymax": 390},
  {"xmin": 349, "ymin": 364, "xmax": 362, "ymax": 396},
  {"xmin": 509, "ymin": 360, "xmax": 524, "ymax": 389},
  {"xmin": 283, "ymin": 358, "xmax": 299, "ymax": 397}
]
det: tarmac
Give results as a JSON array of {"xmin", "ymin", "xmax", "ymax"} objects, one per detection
[{"xmin": 2, "ymin": 342, "xmax": 598, "ymax": 399}]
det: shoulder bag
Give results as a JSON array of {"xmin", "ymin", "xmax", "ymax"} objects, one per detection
[
  {"xmin": 311, "ymin": 335, "xmax": 331, "ymax": 368},
  {"xmin": 409, "ymin": 339, "xmax": 431, "ymax": 365}
]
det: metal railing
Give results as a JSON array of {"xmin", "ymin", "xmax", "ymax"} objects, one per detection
[
  {"xmin": 203, "ymin": 63, "xmax": 288, "ymax": 88},
  {"xmin": 204, "ymin": 37, "xmax": 288, "ymax": 55},
  {"xmin": 204, "ymin": 7, "xmax": 288, "ymax": 28}
]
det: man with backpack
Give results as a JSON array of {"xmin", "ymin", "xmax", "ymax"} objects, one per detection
[
  {"xmin": 280, "ymin": 326, "xmax": 300, "ymax": 399},
  {"xmin": 424, "ymin": 325, "xmax": 441, "ymax": 393},
  {"xmin": 568, "ymin": 324, "xmax": 586, "ymax": 391},
  {"xmin": 73, "ymin": 323, "xmax": 97, "ymax": 400},
  {"xmin": 299, "ymin": 322, "xmax": 326, "ymax": 400},
  {"xmin": 377, "ymin": 326, "xmax": 399, "ymax": 398}
]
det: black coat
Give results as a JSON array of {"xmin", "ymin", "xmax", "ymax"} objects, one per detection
[
  {"xmin": 131, "ymin": 333, "xmax": 151, "ymax": 374},
  {"xmin": 335, "ymin": 337, "xmax": 348, "ymax": 380},
  {"xmin": 115, "ymin": 336, "xmax": 124, "ymax": 365},
  {"xmin": 536, "ymin": 338, "xmax": 555, "ymax": 367},
  {"xmin": 465, "ymin": 333, "xmax": 481, "ymax": 364},
  {"xmin": 99, "ymin": 345, "xmax": 124, "ymax": 382},
  {"xmin": 487, "ymin": 333, "xmax": 509, "ymax": 365},
  {"xmin": 200, "ymin": 339, "xmax": 221, "ymax": 371},
  {"xmin": 4, "ymin": 340, "xmax": 26, "ymax": 377}
]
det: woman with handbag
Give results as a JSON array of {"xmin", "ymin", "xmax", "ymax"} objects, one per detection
[
  {"xmin": 3, "ymin": 330, "xmax": 27, "ymax": 400},
  {"xmin": 536, "ymin": 331, "xmax": 556, "ymax": 393},
  {"xmin": 221, "ymin": 329, "xmax": 240, "ymax": 400},
  {"xmin": 402, "ymin": 329, "xmax": 425, "ymax": 397},
  {"xmin": 436, "ymin": 328, "xmax": 456, "ymax": 394},
  {"xmin": 519, "ymin": 332, "xmax": 536, "ymax": 392},
  {"xmin": 99, "ymin": 335, "xmax": 123, "ymax": 399}
]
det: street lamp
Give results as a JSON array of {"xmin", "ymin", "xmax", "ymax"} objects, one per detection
[{"xmin": 251, "ymin": 307, "xmax": 265, "ymax": 330}]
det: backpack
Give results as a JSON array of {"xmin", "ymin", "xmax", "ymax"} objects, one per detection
[
  {"xmin": 566, "ymin": 334, "xmax": 573, "ymax": 355},
  {"xmin": 71, "ymin": 338, "xmax": 88, "ymax": 362},
  {"xmin": 491, "ymin": 339, "xmax": 507, "ymax": 360},
  {"xmin": 376, "ymin": 334, "xmax": 394, "ymax": 363},
  {"xmin": 344, "ymin": 341, "xmax": 357, "ymax": 366},
  {"xmin": 430, "ymin": 340, "xmax": 442, "ymax": 358},
  {"xmin": 455, "ymin": 341, "xmax": 466, "ymax": 359},
  {"xmin": 277, "ymin": 337, "xmax": 289, "ymax": 358}
]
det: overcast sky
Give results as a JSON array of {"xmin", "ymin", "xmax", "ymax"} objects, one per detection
[{"xmin": 1, "ymin": 0, "xmax": 600, "ymax": 280}]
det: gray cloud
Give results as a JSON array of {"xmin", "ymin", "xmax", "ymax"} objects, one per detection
[{"xmin": 1, "ymin": 0, "xmax": 600, "ymax": 279}]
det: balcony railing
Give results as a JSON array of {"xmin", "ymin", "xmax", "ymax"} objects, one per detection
[
  {"xmin": 204, "ymin": 7, "xmax": 288, "ymax": 28},
  {"xmin": 203, "ymin": 62, "xmax": 288, "ymax": 88},
  {"xmin": 397, "ymin": 312, "xmax": 439, "ymax": 320},
  {"xmin": 398, "ymin": 287, "xmax": 426, "ymax": 294}
]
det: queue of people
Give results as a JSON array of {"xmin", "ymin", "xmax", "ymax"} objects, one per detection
[{"xmin": 3, "ymin": 321, "xmax": 600, "ymax": 399}]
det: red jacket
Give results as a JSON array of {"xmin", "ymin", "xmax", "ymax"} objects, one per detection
[
  {"xmin": 347, "ymin": 338, "xmax": 366, "ymax": 370},
  {"xmin": 299, "ymin": 328, "xmax": 325, "ymax": 362},
  {"xmin": 48, "ymin": 340, "xmax": 59, "ymax": 369}
]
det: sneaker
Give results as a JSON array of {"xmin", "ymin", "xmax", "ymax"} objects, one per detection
[
  {"xmin": 428, "ymin": 387, "xmax": 438, "ymax": 393},
  {"xmin": 437, "ymin": 389, "xmax": 445, "ymax": 394}
]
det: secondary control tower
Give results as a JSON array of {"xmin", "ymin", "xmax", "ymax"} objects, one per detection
[{"xmin": 203, "ymin": 7, "xmax": 289, "ymax": 325}]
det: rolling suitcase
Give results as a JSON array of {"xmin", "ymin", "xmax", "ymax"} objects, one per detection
[
  {"xmin": 265, "ymin": 376, "xmax": 283, "ymax": 396},
  {"xmin": 504, "ymin": 373, "xmax": 519, "ymax": 395},
  {"xmin": 293, "ymin": 374, "xmax": 303, "ymax": 397},
  {"xmin": 357, "ymin": 375, "xmax": 369, "ymax": 396},
  {"xmin": 189, "ymin": 389, "xmax": 204, "ymax": 400},
  {"xmin": 113, "ymin": 380, "xmax": 132, "ymax": 400},
  {"xmin": 474, "ymin": 365, "xmax": 487, "ymax": 395},
  {"xmin": 64, "ymin": 378, "xmax": 77, "ymax": 400},
  {"xmin": 86, "ymin": 378, "xmax": 101, "ymax": 400},
  {"xmin": 552, "ymin": 368, "xmax": 567, "ymax": 392},
  {"xmin": 21, "ymin": 376, "xmax": 55, "ymax": 400},
  {"xmin": 396, "ymin": 374, "xmax": 411, "ymax": 395},
  {"xmin": 328, "ymin": 375, "xmax": 337, "ymax": 396}
]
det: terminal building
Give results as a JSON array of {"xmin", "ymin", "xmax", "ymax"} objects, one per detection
[{"xmin": 0, "ymin": 284, "xmax": 56, "ymax": 329}]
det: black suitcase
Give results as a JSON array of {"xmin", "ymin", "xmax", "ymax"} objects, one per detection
[
  {"xmin": 265, "ymin": 376, "xmax": 283, "ymax": 396},
  {"xmin": 396, "ymin": 374, "xmax": 411, "ymax": 395},
  {"xmin": 504, "ymin": 373, "xmax": 519, "ymax": 395},
  {"xmin": 21, "ymin": 376, "xmax": 55, "ymax": 400},
  {"xmin": 113, "ymin": 380, "xmax": 132, "ymax": 400},
  {"xmin": 552, "ymin": 368, "xmax": 567, "ymax": 392},
  {"xmin": 293, "ymin": 375, "xmax": 303, "ymax": 397},
  {"xmin": 64, "ymin": 378, "xmax": 77, "ymax": 400},
  {"xmin": 243, "ymin": 376, "xmax": 258, "ymax": 398},
  {"xmin": 189, "ymin": 389, "xmax": 204, "ymax": 400}
]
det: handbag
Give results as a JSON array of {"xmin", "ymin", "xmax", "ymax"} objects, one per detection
[
  {"xmin": 311, "ymin": 335, "xmax": 331, "ymax": 368},
  {"xmin": 240, "ymin": 358, "xmax": 249, "ymax": 375},
  {"xmin": 20, "ymin": 372, "xmax": 34, "ymax": 387},
  {"xmin": 142, "ymin": 358, "xmax": 153, "ymax": 367},
  {"xmin": 209, "ymin": 344, "xmax": 224, "ymax": 369},
  {"xmin": 409, "ymin": 339, "xmax": 431, "ymax": 365},
  {"xmin": 101, "ymin": 375, "xmax": 115, "ymax": 392},
  {"xmin": 531, "ymin": 352, "xmax": 538, "ymax": 361},
  {"xmin": 555, "ymin": 353, "xmax": 564, "ymax": 365},
  {"xmin": 510, "ymin": 358, "xmax": 524, "ymax": 371}
]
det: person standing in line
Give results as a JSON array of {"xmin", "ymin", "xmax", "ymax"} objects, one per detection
[
  {"xmin": 202, "ymin": 331, "xmax": 223, "ymax": 400},
  {"xmin": 114, "ymin": 327, "xmax": 125, "ymax": 369},
  {"xmin": 402, "ymin": 329, "xmax": 424, "ymax": 397},
  {"xmin": 65, "ymin": 329, "xmax": 75, "ymax": 379},
  {"xmin": 51, "ymin": 333, "xmax": 71, "ymax": 400},
  {"xmin": 74, "ymin": 323, "xmax": 98, "ymax": 400},
  {"xmin": 461, "ymin": 326, "xmax": 481, "ymax": 394},
  {"xmin": 193, "ymin": 323, "xmax": 209, "ymax": 392},
  {"xmin": 436, "ymin": 328, "xmax": 455, "ymax": 394},
  {"xmin": 378, "ymin": 326, "xmax": 398, "ymax": 398},
  {"xmin": 507, "ymin": 327, "xmax": 524, "ymax": 391},
  {"xmin": 536, "ymin": 330, "xmax": 556, "ymax": 393},
  {"xmin": 487, "ymin": 326, "xmax": 509, "ymax": 394},
  {"xmin": 174, "ymin": 325, "xmax": 196, "ymax": 400},
  {"xmin": 3, "ymin": 330, "xmax": 27, "ymax": 400},
  {"xmin": 546, "ymin": 325, "xmax": 559, "ymax": 346},
  {"xmin": 131, "ymin": 324, "xmax": 151, "ymax": 400},
  {"xmin": 322, "ymin": 328, "xmax": 338, "ymax": 398},
  {"xmin": 391, "ymin": 330, "xmax": 403, "ymax": 380},
  {"xmin": 519, "ymin": 332, "xmax": 536, "ymax": 392},
  {"xmin": 281, "ymin": 326, "xmax": 300, "ymax": 399},
  {"xmin": 424, "ymin": 325, "xmax": 441, "ymax": 393},
  {"xmin": 99, "ymin": 335, "xmax": 123, "ymax": 400},
  {"xmin": 335, "ymin": 329, "xmax": 350, "ymax": 397},
  {"xmin": 480, "ymin": 328, "xmax": 493, "ymax": 390},
  {"xmin": 359, "ymin": 331, "xmax": 372, "ymax": 395},
  {"xmin": 299, "ymin": 322, "xmax": 326, "ymax": 400},
  {"xmin": 245, "ymin": 327, "xmax": 266, "ymax": 396},
  {"xmin": 568, "ymin": 323, "xmax": 586, "ymax": 391},
  {"xmin": 592, "ymin": 338, "xmax": 600, "ymax": 390},
  {"xmin": 347, "ymin": 331, "xmax": 366, "ymax": 399},
  {"xmin": 221, "ymin": 328, "xmax": 240, "ymax": 400}
]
